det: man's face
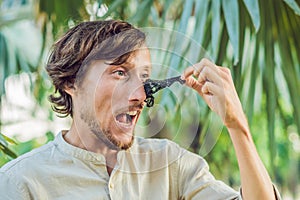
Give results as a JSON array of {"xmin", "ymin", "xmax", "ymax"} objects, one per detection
[{"xmin": 73, "ymin": 48, "xmax": 151, "ymax": 150}]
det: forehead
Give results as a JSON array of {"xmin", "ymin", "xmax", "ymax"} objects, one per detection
[
  {"xmin": 81, "ymin": 48, "xmax": 152, "ymax": 78},
  {"xmin": 126, "ymin": 48, "xmax": 151, "ymax": 65},
  {"xmin": 125, "ymin": 48, "xmax": 152, "ymax": 70}
]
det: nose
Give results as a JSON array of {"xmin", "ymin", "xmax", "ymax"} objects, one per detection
[{"xmin": 128, "ymin": 78, "xmax": 147, "ymax": 103}]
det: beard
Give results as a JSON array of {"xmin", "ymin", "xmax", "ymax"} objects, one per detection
[{"xmin": 80, "ymin": 111, "xmax": 134, "ymax": 151}]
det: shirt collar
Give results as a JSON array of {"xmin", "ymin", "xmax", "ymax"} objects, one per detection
[{"xmin": 54, "ymin": 131, "xmax": 107, "ymax": 164}]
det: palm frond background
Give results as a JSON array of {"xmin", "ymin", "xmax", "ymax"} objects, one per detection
[{"xmin": 1, "ymin": 0, "xmax": 299, "ymax": 198}]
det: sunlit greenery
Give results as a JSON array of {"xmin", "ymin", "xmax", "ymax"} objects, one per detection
[{"xmin": 1, "ymin": 0, "xmax": 300, "ymax": 199}]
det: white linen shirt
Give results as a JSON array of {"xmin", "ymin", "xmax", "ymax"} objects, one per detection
[{"xmin": 0, "ymin": 132, "xmax": 280, "ymax": 200}]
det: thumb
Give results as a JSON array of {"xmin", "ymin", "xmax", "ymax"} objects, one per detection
[{"xmin": 181, "ymin": 66, "xmax": 203, "ymax": 94}]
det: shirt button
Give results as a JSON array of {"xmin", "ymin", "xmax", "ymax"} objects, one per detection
[{"xmin": 109, "ymin": 183, "xmax": 114, "ymax": 189}]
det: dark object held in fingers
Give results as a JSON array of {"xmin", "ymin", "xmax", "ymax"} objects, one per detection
[{"xmin": 143, "ymin": 76, "xmax": 186, "ymax": 107}]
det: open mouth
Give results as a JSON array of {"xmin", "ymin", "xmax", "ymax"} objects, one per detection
[{"xmin": 115, "ymin": 110, "xmax": 138, "ymax": 126}]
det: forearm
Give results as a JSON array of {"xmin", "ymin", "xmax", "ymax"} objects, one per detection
[
  {"xmin": 182, "ymin": 60, "xmax": 278, "ymax": 199},
  {"xmin": 228, "ymin": 124, "xmax": 275, "ymax": 200}
]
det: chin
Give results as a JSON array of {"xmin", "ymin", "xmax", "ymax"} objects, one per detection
[
  {"xmin": 115, "ymin": 136, "xmax": 134, "ymax": 150},
  {"xmin": 118, "ymin": 132, "xmax": 135, "ymax": 150},
  {"xmin": 107, "ymin": 130, "xmax": 134, "ymax": 150}
]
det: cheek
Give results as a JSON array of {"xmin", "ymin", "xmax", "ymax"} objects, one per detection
[
  {"xmin": 108, "ymin": 81, "xmax": 129, "ymax": 105},
  {"xmin": 94, "ymin": 82, "xmax": 114, "ymax": 113}
]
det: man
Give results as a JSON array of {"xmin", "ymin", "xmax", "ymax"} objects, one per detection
[{"xmin": 0, "ymin": 20, "xmax": 280, "ymax": 199}]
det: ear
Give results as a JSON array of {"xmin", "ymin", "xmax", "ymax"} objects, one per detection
[{"xmin": 64, "ymin": 82, "xmax": 77, "ymax": 96}]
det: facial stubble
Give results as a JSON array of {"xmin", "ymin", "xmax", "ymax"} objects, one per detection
[{"xmin": 80, "ymin": 110, "xmax": 134, "ymax": 151}]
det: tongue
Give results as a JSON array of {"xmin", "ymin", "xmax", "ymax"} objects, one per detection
[{"xmin": 116, "ymin": 114, "xmax": 131, "ymax": 124}]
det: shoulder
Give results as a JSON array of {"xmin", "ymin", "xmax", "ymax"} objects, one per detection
[
  {"xmin": 134, "ymin": 137, "xmax": 182, "ymax": 152},
  {"xmin": 0, "ymin": 141, "xmax": 56, "ymax": 175},
  {"xmin": 0, "ymin": 141, "xmax": 56, "ymax": 197},
  {"xmin": 135, "ymin": 138, "xmax": 209, "ymax": 168},
  {"xmin": 133, "ymin": 137, "xmax": 206, "ymax": 164},
  {"xmin": 134, "ymin": 137, "xmax": 203, "ymax": 158},
  {"xmin": 127, "ymin": 137, "xmax": 208, "ymax": 172}
]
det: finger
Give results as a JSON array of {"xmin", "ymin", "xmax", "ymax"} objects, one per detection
[
  {"xmin": 218, "ymin": 66, "xmax": 233, "ymax": 82},
  {"xmin": 181, "ymin": 66, "xmax": 203, "ymax": 93},
  {"xmin": 201, "ymin": 81, "xmax": 222, "ymax": 96},
  {"xmin": 193, "ymin": 58, "xmax": 216, "ymax": 75},
  {"xmin": 184, "ymin": 76, "xmax": 204, "ymax": 93},
  {"xmin": 199, "ymin": 66, "xmax": 223, "ymax": 86},
  {"xmin": 197, "ymin": 71, "xmax": 206, "ymax": 84},
  {"xmin": 202, "ymin": 81, "xmax": 213, "ymax": 95},
  {"xmin": 181, "ymin": 58, "xmax": 215, "ymax": 80},
  {"xmin": 181, "ymin": 66, "xmax": 194, "ymax": 80}
]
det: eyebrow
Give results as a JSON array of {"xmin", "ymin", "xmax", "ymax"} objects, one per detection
[
  {"xmin": 141, "ymin": 65, "xmax": 151, "ymax": 71},
  {"xmin": 119, "ymin": 62, "xmax": 152, "ymax": 71}
]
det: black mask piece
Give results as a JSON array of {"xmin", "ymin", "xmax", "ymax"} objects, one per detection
[{"xmin": 143, "ymin": 76, "xmax": 186, "ymax": 107}]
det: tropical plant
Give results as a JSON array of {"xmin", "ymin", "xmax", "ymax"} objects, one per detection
[
  {"xmin": 1, "ymin": 0, "xmax": 300, "ymax": 198},
  {"xmin": 0, "ymin": 132, "xmax": 17, "ymax": 159}
]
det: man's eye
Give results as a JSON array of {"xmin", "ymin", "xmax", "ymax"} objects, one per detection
[
  {"xmin": 114, "ymin": 70, "xmax": 127, "ymax": 77},
  {"xmin": 140, "ymin": 74, "xmax": 149, "ymax": 82},
  {"xmin": 141, "ymin": 74, "xmax": 149, "ymax": 79}
]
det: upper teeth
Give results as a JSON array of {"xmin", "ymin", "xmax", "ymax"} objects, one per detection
[{"xmin": 127, "ymin": 111, "xmax": 137, "ymax": 116}]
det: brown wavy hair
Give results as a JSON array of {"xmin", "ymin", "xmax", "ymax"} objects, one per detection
[{"xmin": 46, "ymin": 20, "xmax": 146, "ymax": 117}]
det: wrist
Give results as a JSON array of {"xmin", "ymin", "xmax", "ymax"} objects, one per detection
[{"xmin": 226, "ymin": 114, "xmax": 251, "ymax": 138}]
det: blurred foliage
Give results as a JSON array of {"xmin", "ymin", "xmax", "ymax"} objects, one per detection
[
  {"xmin": 0, "ymin": 132, "xmax": 17, "ymax": 158},
  {"xmin": 1, "ymin": 0, "xmax": 300, "ymax": 198},
  {"xmin": 0, "ymin": 131, "xmax": 54, "ymax": 166}
]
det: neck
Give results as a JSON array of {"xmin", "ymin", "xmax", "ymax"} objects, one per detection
[{"xmin": 63, "ymin": 123, "xmax": 118, "ymax": 175}]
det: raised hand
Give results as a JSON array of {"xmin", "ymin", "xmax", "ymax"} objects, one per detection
[{"xmin": 181, "ymin": 58, "xmax": 248, "ymax": 131}]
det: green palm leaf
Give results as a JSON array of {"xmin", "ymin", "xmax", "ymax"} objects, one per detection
[{"xmin": 0, "ymin": 133, "xmax": 17, "ymax": 158}]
